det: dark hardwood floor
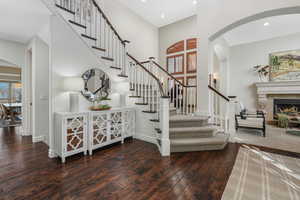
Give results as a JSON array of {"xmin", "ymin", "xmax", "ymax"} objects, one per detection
[{"xmin": 0, "ymin": 128, "xmax": 299, "ymax": 200}]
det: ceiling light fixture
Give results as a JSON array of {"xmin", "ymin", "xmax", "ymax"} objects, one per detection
[
  {"xmin": 141, "ymin": 0, "xmax": 147, "ymax": 2},
  {"xmin": 264, "ymin": 22, "xmax": 270, "ymax": 26},
  {"xmin": 193, "ymin": 0, "xmax": 198, "ymax": 5},
  {"xmin": 161, "ymin": 13, "xmax": 165, "ymax": 19}
]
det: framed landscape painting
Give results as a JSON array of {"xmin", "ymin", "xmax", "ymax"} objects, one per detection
[{"xmin": 269, "ymin": 50, "xmax": 300, "ymax": 81}]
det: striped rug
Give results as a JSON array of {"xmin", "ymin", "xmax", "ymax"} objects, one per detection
[{"xmin": 222, "ymin": 145, "xmax": 300, "ymax": 200}]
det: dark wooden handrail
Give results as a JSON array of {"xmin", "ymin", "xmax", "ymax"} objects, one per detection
[
  {"xmin": 127, "ymin": 53, "xmax": 168, "ymax": 98},
  {"xmin": 92, "ymin": 0, "xmax": 126, "ymax": 45},
  {"xmin": 149, "ymin": 61, "xmax": 196, "ymax": 88},
  {"xmin": 208, "ymin": 85, "xmax": 230, "ymax": 102}
]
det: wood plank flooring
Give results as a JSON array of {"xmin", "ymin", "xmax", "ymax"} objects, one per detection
[{"xmin": 0, "ymin": 128, "xmax": 299, "ymax": 200}]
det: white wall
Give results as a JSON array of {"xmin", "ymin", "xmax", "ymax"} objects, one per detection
[
  {"xmin": 27, "ymin": 37, "xmax": 50, "ymax": 144},
  {"xmin": 229, "ymin": 32, "xmax": 300, "ymax": 110},
  {"xmin": 37, "ymin": 21, "xmax": 51, "ymax": 46},
  {"xmin": 97, "ymin": 0, "xmax": 159, "ymax": 61},
  {"xmin": 0, "ymin": 39, "xmax": 25, "ymax": 68},
  {"xmin": 51, "ymin": 15, "xmax": 105, "ymax": 113},
  {"xmin": 196, "ymin": 0, "xmax": 300, "ymax": 115},
  {"xmin": 159, "ymin": 15, "xmax": 197, "ymax": 66}
]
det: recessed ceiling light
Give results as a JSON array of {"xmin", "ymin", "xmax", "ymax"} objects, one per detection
[
  {"xmin": 161, "ymin": 13, "xmax": 165, "ymax": 19},
  {"xmin": 193, "ymin": 0, "xmax": 198, "ymax": 5},
  {"xmin": 141, "ymin": 0, "xmax": 147, "ymax": 2},
  {"xmin": 264, "ymin": 22, "xmax": 270, "ymax": 26}
]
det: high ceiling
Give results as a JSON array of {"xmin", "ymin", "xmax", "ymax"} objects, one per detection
[
  {"xmin": 0, "ymin": 0, "xmax": 51, "ymax": 44},
  {"xmin": 118, "ymin": 0, "xmax": 198, "ymax": 27},
  {"xmin": 223, "ymin": 14, "xmax": 300, "ymax": 46}
]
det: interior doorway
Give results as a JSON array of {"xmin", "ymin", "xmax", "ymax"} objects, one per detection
[{"xmin": 0, "ymin": 59, "xmax": 23, "ymax": 131}]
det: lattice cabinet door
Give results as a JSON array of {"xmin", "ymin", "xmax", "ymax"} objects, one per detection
[
  {"xmin": 89, "ymin": 113, "xmax": 109, "ymax": 155},
  {"xmin": 123, "ymin": 110, "xmax": 135, "ymax": 138},
  {"xmin": 62, "ymin": 114, "xmax": 88, "ymax": 163},
  {"xmin": 110, "ymin": 112, "xmax": 123, "ymax": 142}
]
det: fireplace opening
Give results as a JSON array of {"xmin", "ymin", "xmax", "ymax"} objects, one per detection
[{"xmin": 273, "ymin": 99, "xmax": 300, "ymax": 120}]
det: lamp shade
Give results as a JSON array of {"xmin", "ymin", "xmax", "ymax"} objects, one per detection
[{"xmin": 63, "ymin": 77, "xmax": 83, "ymax": 92}]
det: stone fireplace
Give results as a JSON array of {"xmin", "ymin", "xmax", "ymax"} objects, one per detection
[{"xmin": 255, "ymin": 81, "xmax": 300, "ymax": 121}]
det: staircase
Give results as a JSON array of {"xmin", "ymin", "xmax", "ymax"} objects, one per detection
[
  {"xmin": 52, "ymin": 0, "xmax": 230, "ymax": 156},
  {"xmin": 127, "ymin": 57, "xmax": 230, "ymax": 154},
  {"xmin": 169, "ymin": 115, "xmax": 228, "ymax": 152}
]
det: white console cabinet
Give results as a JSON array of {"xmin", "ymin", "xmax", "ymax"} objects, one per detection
[{"xmin": 54, "ymin": 108, "xmax": 135, "ymax": 163}]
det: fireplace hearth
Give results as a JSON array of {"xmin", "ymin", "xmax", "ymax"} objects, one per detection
[{"xmin": 273, "ymin": 99, "xmax": 300, "ymax": 119}]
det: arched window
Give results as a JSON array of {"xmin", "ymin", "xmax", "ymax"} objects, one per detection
[{"xmin": 166, "ymin": 38, "xmax": 197, "ymax": 86}]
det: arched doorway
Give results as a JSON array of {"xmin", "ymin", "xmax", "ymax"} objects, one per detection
[{"xmin": 207, "ymin": 7, "xmax": 300, "ymax": 147}]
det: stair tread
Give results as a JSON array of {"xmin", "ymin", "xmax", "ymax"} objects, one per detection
[
  {"xmin": 118, "ymin": 74, "xmax": 128, "ymax": 78},
  {"xmin": 142, "ymin": 110, "xmax": 157, "ymax": 114},
  {"xmin": 69, "ymin": 20, "xmax": 86, "ymax": 29},
  {"xmin": 56, "ymin": 4, "xmax": 75, "ymax": 14},
  {"xmin": 129, "ymin": 96, "xmax": 141, "ymax": 98},
  {"xmin": 135, "ymin": 103, "xmax": 148, "ymax": 105},
  {"xmin": 81, "ymin": 34, "xmax": 97, "ymax": 41},
  {"xmin": 102, "ymin": 57, "xmax": 114, "ymax": 61},
  {"xmin": 170, "ymin": 115, "xmax": 209, "ymax": 122},
  {"xmin": 92, "ymin": 46, "xmax": 106, "ymax": 52},
  {"xmin": 169, "ymin": 126, "xmax": 217, "ymax": 133},
  {"xmin": 110, "ymin": 66, "xmax": 121, "ymax": 70},
  {"xmin": 170, "ymin": 134, "xmax": 229, "ymax": 146}
]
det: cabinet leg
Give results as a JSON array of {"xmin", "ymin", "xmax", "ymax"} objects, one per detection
[
  {"xmin": 62, "ymin": 157, "xmax": 66, "ymax": 163},
  {"xmin": 121, "ymin": 138, "xmax": 124, "ymax": 144},
  {"xmin": 84, "ymin": 151, "xmax": 87, "ymax": 156},
  {"xmin": 89, "ymin": 150, "xmax": 93, "ymax": 156}
]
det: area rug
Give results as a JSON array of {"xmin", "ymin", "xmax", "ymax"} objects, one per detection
[{"xmin": 222, "ymin": 145, "xmax": 300, "ymax": 200}]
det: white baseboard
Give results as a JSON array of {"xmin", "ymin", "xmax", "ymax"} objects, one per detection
[
  {"xmin": 32, "ymin": 135, "xmax": 45, "ymax": 143},
  {"xmin": 134, "ymin": 133, "xmax": 157, "ymax": 145},
  {"xmin": 48, "ymin": 149, "xmax": 57, "ymax": 158}
]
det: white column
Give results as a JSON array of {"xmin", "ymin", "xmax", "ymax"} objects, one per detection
[
  {"xmin": 160, "ymin": 98, "xmax": 170, "ymax": 156},
  {"xmin": 197, "ymin": 37, "xmax": 213, "ymax": 117}
]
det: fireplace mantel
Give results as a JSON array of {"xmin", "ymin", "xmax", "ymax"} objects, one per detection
[{"xmin": 255, "ymin": 81, "xmax": 300, "ymax": 110}]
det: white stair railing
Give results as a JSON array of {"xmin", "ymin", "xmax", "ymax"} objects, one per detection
[
  {"xmin": 127, "ymin": 53, "xmax": 170, "ymax": 156},
  {"xmin": 141, "ymin": 58, "xmax": 197, "ymax": 115},
  {"xmin": 208, "ymin": 85, "xmax": 230, "ymax": 134}
]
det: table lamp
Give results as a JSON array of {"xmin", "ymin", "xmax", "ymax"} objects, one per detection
[{"xmin": 64, "ymin": 77, "xmax": 83, "ymax": 112}]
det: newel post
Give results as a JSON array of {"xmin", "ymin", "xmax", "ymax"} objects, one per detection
[{"xmin": 160, "ymin": 97, "xmax": 170, "ymax": 156}]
